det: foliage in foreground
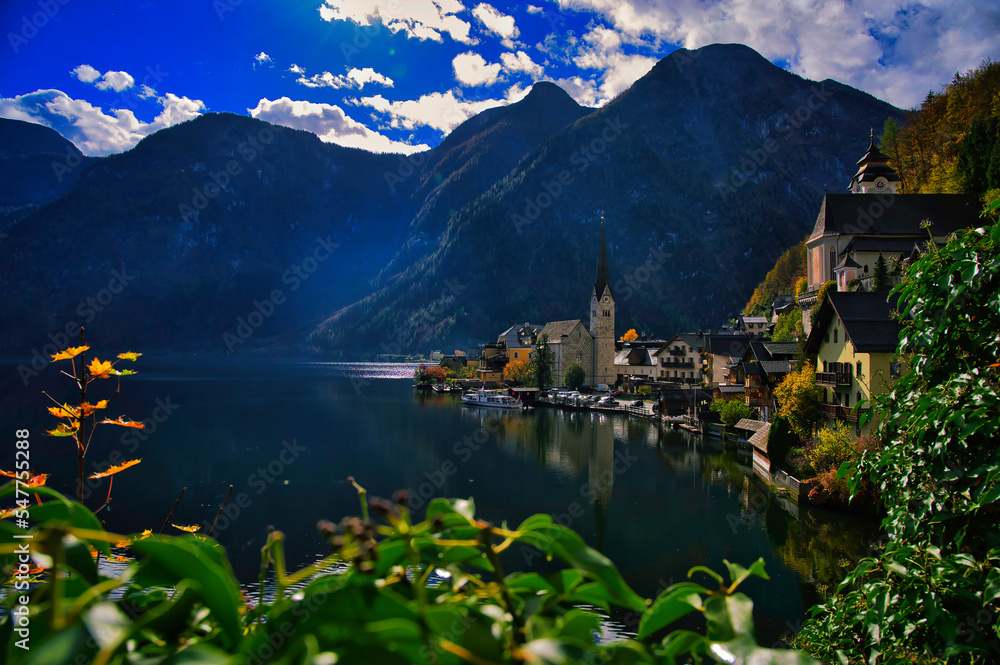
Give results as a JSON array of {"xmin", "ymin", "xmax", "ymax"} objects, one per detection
[
  {"xmin": 0, "ymin": 482, "xmax": 818, "ymax": 664},
  {"xmin": 793, "ymin": 202, "xmax": 1000, "ymax": 662}
]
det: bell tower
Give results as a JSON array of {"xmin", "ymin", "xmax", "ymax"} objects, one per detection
[
  {"xmin": 848, "ymin": 129, "xmax": 901, "ymax": 194},
  {"xmin": 590, "ymin": 216, "xmax": 615, "ymax": 386}
]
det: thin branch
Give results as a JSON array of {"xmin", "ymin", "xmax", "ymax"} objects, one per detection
[{"xmin": 159, "ymin": 487, "xmax": 186, "ymax": 535}]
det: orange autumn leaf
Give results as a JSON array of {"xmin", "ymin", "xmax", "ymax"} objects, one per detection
[
  {"xmin": 0, "ymin": 507, "xmax": 16, "ymax": 520},
  {"xmin": 87, "ymin": 358, "xmax": 113, "ymax": 379},
  {"xmin": 107, "ymin": 555, "xmax": 131, "ymax": 563},
  {"xmin": 117, "ymin": 352, "xmax": 142, "ymax": 361},
  {"xmin": 99, "ymin": 416, "xmax": 145, "ymax": 429},
  {"xmin": 171, "ymin": 524, "xmax": 201, "ymax": 533},
  {"xmin": 88, "ymin": 458, "xmax": 141, "ymax": 480},
  {"xmin": 51, "ymin": 345, "xmax": 90, "ymax": 361},
  {"xmin": 45, "ymin": 422, "xmax": 79, "ymax": 437},
  {"xmin": 19, "ymin": 473, "xmax": 48, "ymax": 488},
  {"xmin": 113, "ymin": 539, "xmax": 132, "ymax": 548},
  {"xmin": 48, "ymin": 403, "xmax": 79, "ymax": 418},
  {"xmin": 80, "ymin": 400, "xmax": 110, "ymax": 417},
  {"xmin": 137, "ymin": 529, "xmax": 153, "ymax": 540}
]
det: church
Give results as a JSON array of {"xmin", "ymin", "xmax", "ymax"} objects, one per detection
[{"xmin": 538, "ymin": 221, "xmax": 617, "ymax": 387}]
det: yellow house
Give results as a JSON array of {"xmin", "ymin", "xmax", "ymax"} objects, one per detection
[{"xmin": 804, "ymin": 291, "xmax": 903, "ymax": 436}]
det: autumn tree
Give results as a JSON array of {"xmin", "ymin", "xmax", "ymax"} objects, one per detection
[
  {"xmin": 773, "ymin": 364, "xmax": 823, "ymax": 437},
  {"xmin": 742, "ymin": 239, "xmax": 806, "ymax": 315},
  {"xmin": 619, "ymin": 329, "xmax": 638, "ymax": 342},
  {"xmin": 564, "ymin": 362, "xmax": 586, "ymax": 391},
  {"xmin": 503, "ymin": 358, "xmax": 532, "ymax": 385},
  {"xmin": 771, "ymin": 309, "xmax": 803, "ymax": 343}
]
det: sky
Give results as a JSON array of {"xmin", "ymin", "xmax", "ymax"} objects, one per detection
[{"xmin": 1, "ymin": 0, "xmax": 997, "ymax": 157}]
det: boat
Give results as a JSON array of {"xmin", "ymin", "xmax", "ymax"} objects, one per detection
[
  {"xmin": 460, "ymin": 388, "xmax": 522, "ymax": 409},
  {"xmin": 432, "ymin": 383, "xmax": 453, "ymax": 393}
]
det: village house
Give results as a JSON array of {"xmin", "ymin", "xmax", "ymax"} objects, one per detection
[
  {"xmin": 736, "ymin": 314, "xmax": 769, "ymax": 336},
  {"xmin": 798, "ymin": 134, "xmax": 981, "ymax": 334},
  {"xmin": 703, "ymin": 334, "xmax": 752, "ymax": 387},
  {"xmin": 738, "ymin": 341, "xmax": 799, "ymax": 422},
  {"xmin": 652, "ymin": 333, "xmax": 703, "ymax": 384},
  {"xmin": 804, "ymin": 291, "xmax": 903, "ymax": 436}
]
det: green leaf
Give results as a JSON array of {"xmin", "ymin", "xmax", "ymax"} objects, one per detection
[
  {"xmin": 129, "ymin": 537, "xmax": 243, "ymax": 648},
  {"xmin": 516, "ymin": 520, "xmax": 646, "ymax": 612},
  {"xmin": 702, "ymin": 593, "xmax": 756, "ymax": 642},
  {"xmin": 637, "ymin": 582, "xmax": 707, "ymax": 639},
  {"xmin": 722, "ymin": 559, "xmax": 769, "ymax": 590},
  {"xmin": 984, "ymin": 568, "xmax": 1000, "ymax": 605}
]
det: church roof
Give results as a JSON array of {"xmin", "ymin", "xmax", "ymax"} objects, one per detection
[
  {"xmin": 540, "ymin": 320, "xmax": 589, "ymax": 343},
  {"xmin": 809, "ymin": 193, "xmax": 981, "ymax": 242},
  {"xmin": 593, "ymin": 221, "xmax": 611, "ymax": 298},
  {"xmin": 840, "ymin": 236, "xmax": 931, "ymax": 256},
  {"xmin": 835, "ymin": 255, "xmax": 862, "ymax": 270},
  {"xmin": 848, "ymin": 137, "xmax": 901, "ymax": 189}
]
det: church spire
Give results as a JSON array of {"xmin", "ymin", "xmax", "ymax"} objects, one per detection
[{"xmin": 594, "ymin": 213, "xmax": 610, "ymax": 298}]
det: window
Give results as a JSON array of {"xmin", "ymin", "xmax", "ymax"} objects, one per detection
[
  {"xmin": 577, "ymin": 353, "xmax": 582, "ymax": 364},
  {"xmin": 823, "ymin": 360, "xmax": 828, "ymax": 372},
  {"xmin": 829, "ymin": 248, "xmax": 836, "ymax": 281},
  {"xmin": 856, "ymin": 391, "xmax": 862, "ymax": 403},
  {"xmin": 856, "ymin": 361, "xmax": 862, "ymax": 378},
  {"xmin": 833, "ymin": 328, "xmax": 838, "ymax": 343},
  {"xmin": 864, "ymin": 264, "xmax": 869, "ymax": 273},
  {"xmin": 844, "ymin": 393, "xmax": 850, "ymax": 407}
]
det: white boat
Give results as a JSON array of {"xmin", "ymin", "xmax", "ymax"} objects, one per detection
[{"xmin": 460, "ymin": 388, "xmax": 522, "ymax": 409}]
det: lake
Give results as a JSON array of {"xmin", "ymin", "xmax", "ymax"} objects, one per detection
[{"xmin": 1, "ymin": 358, "xmax": 879, "ymax": 644}]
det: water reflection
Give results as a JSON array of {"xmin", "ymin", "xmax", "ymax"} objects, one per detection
[{"xmin": 0, "ymin": 361, "xmax": 879, "ymax": 645}]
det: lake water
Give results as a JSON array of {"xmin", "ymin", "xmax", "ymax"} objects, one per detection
[{"xmin": 1, "ymin": 359, "xmax": 879, "ymax": 644}]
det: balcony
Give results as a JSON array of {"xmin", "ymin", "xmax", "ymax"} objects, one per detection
[
  {"xmin": 818, "ymin": 403, "xmax": 866, "ymax": 423},
  {"xmin": 815, "ymin": 371, "xmax": 852, "ymax": 388}
]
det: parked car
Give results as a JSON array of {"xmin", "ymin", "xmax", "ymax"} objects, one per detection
[
  {"xmin": 630, "ymin": 400, "xmax": 644, "ymax": 408},
  {"xmin": 599, "ymin": 397, "xmax": 619, "ymax": 407},
  {"xmin": 611, "ymin": 390, "xmax": 622, "ymax": 397}
]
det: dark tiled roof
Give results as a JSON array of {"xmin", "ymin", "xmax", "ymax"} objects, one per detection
[
  {"xmin": 809, "ymin": 193, "xmax": 981, "ymax": 241},
  {"xmin": 761, "ymin": 341, "xmax": 800, "ymax": 357},
  {"xmin": 706, "ymin": 335, "xmax": 752, "ymax": 357},
  {"xmin": 718, "ymin": 385, "xmax": 745, "ymax": 394},
  {"xmin": 540, "ymin": 320, "xmax": 587, "ymax": 342},
  {"xmin": 804, "ymin": 291, "xmax": 901, "ymax": 354},
  {"xmin": 676, "ymin": 333, "xmax": 705, "ymax": 351},
  {"xmin": 841, "ymin": 236, "xmax": 931, "ymax": 255},
  {"xmin": 759, "ymin": 360, "xmax": 793, "ymax": 374},
  {"xmin": 836, "ymin": 255, "xmax": 862, "ymax": 270}
]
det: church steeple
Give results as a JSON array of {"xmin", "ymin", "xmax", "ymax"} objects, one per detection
[
  {"xmin": 848, "ymin": 129, "xmax": 901, "ymax": 193},
  {"xmin": 593, "ymin": 214, "xmax": 611, "ymax": 299}
]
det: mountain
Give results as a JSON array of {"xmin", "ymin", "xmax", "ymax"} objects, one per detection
[
  {"xmin": 0, "ymin": 44, "xmax": 904, "ymax": 358},
  {"xmin": 0, "ymin": 118, "xmax": 92, "ymax": 227},
  {"xmin": 308, "ymin": 44, "xmax": 904, "ymax": 354},
  {"xmin": 0, "ymin": 86, "xmax": 587, "ymax": 354}
]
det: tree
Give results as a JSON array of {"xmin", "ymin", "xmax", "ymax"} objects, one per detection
[
  {"xmin": 742, "ymin": 239, "xmax": 807, "ymax": 315},
  {"xmin": 765, "ymin": 415, "xmax": 799, "ymax": 472},
  {"xmin": 619, "ymin": 328, "xmax": 638, "ymax": 342},
  {"xmin": 772, "ymin": 308, "xmax": 804, "ymax": 342},
  {"xmin": 794, "ymin": 197, "xmax": 1000, "ymax": 661},
  {"xmin": 503, "ymin": 358, "xmax": 531, "ymax": 385},
  {"xmin": 564, "ymin": 362, "xmax": 586, "ymax": 391},
  {"xmin": 710, "ymin": 399, "xmax": 753, "ymax": 429},
  {"xmin": 773, "ymin": 365, "xmax": 823, "ymax": 438},
  {"xmin": 531, "ymin": 333, "xmax": 554, "ymax": 390},
  {"xmin": 871, "ymin": 252, "xmax": 889, "ymax": 292}
]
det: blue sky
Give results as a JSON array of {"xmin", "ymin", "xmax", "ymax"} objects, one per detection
[{"xmin": 1, "ymin": 0, "xmax": 996, "ymax": 156}]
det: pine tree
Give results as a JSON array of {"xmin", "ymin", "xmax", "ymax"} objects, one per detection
[
  {"xmin": 872, "ymin": 253, "xmax": 888, "ymax": 292},
  {"xmin": 531, "ymin": 334, "xmax": 554, "ymax": 390}
]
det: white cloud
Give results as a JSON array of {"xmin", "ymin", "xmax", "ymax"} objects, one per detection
[
  {"xmin": 295, "ymin": 66, "xmax": 394, "ymax": 89},
  {"xmin": 500, "ymin": 51, "xmax": 544, "ymax": 78},
  {"xmin": 472, "ymin": 3, "xmax": 519, "ymax": 47},
  {"xmin": 72, "ymin": 64, "xmax": 100, "ymax": 83},
  {"xmin": 527, "ymin": 5, "xmax": 544, "ymax": 14},
  {"xmin": 452, "ymin": 52, "xmax": 502, "ymax": 86},
  {"xmin": 355, "ymin": 89, "xmax": 506, "ymax": 134},
  {"xmin": 248, "ymin": 97, "xmax": 428, "ymax": 154},
  {"xmin": 255, "ymin": 52, "xmax": 272, "ymax": 63},
  {"xmin": 0, "ymin": 89, "xmax": 205, "ymax": 156},
  {"xmin": 318, "ymin": 0, "xmax": 475, "ymax": 44},
  {"xmin": 288, "ymin": 63, "xmax": 306, "ymax": 74},
  {"xmin": 138, "ymin": 84, "xmax": 157, "ymax": 99},
  {"xmin": 552, "ymin": 0, "xmax": 1000, "ymax": 108},
  {"xmin": 544, "ymin": 24, "xmax": 656, "ymax": 106},
  {"xmin": 72, "ymin": 65, "xmax": 135, "ymax": 92}
]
